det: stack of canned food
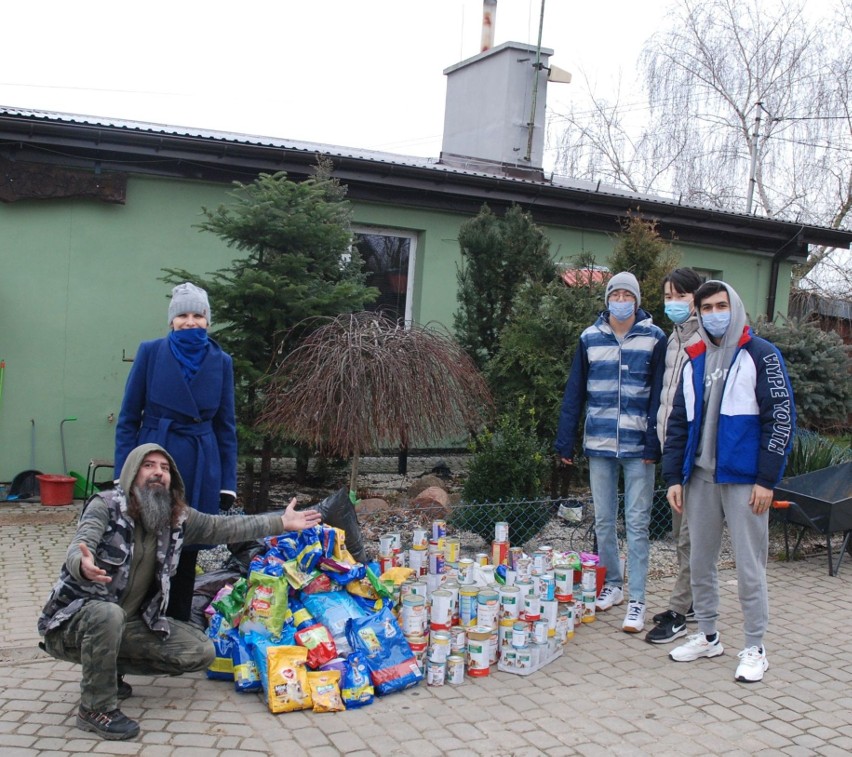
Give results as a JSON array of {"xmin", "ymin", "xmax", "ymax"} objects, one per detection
[{"xmin": 379, "ymin": 519, "xmax": 595, "ymax": 686}]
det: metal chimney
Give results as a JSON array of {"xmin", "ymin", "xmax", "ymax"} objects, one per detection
[{"xmin": 481, "ymin": 0, "xmax": 497, "ymax": 52}]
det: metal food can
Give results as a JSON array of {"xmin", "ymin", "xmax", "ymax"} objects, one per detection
[
  {"xmin": 450, "ymin": 626, "xmax": 467, "ymax": 654},
  {"xmin": 429, "ymin": 629, "xmax": 451, "ymax": 662},
  {"xmin": 458, "ymin": 557, "xmax": 475, "ymax": 584},
  {"xmin": 432, "ymin": 520, "xmax": 446, "ymax": 540},
  {"xmin": 499, "ymin": 584, "xmax": 521, "ymax": 619},
  {"xmin": 512, "ymin": 620, "xmax": 528, "ymax": 648},
  {"xmin": 430, "ymin": 589, "xmax": 453, "ymax": 629},
  {"xmin": 412, "ymin": 527, "xmax": 428, "ymax": 549},
  {"xmin": 536, "ymin": 573, "xmax": 555, "ymax": 601},
  {"xmin": 401, "ymin": 594, "xmax": 427, "ymax": 635},
  {"xmin": 491, "ymin": 540, "xmax": 509, "ymax": 567},
  {"xmin": 476, "ymin": 588, "xmax": 500, "ymax": 630},
  {"xmin": 446, "ymin": 654, "xmax": 465, "ymax": 685},
  {"xmin": 426, "ymin": 656, "xmax": 446, "ymax": 686},
  {"xmin": 378, "ymin": 553, "xmax": 394, "ymax": 574},
  {"xmin": 523, "ymin": 592, "xmax": 542, "ymax": 620},
  {"xmin": 466, "ymin": 626, "xmax": 492, "ymax": 677},
  {"xmin": 406, "ymin": 632, "xmax": 428, "ymax": 673},
  {"xmin": 428, "ymin": 550, "xmax": 445, "ymax": 575},
  {"xmin": 554, "ymin": 566, "xmax": 573, "ymax": 600},
  {"xmin": 459, "ymin": 585, "xmax": 479, "ymax": 627},
  {"xmin": 515, "ymin": 646, "xmax": 532, "ymax": 670},
  {"xmin": 508, "ymin": 546, "xmax": 524, "ymax": 570},
  {"xmin": 532, "ymin": 619, "xmax": 548, "ymax": 645},
  {"xmin": 532, "ymin": 550, "xmax": 548, "ymax": 573},
  {"xmin": 444, "ymin": 537, "xmax": 460, "ymax": 563},
  {"xmin": 541, "ymin": 599, "xmax": 559, "ymax": 630},
  {"xmin": 494, "ymin": 521, "xmax": 509, "ymax": 543},
  {"xmin": 582, "ymin": 590, "xmax": 596, "ymax": 623},
  {"xmin": 539, "ymin": 545, "xmax": 553, "ymax": 571},
  {"xmin": 379, "ymin": 533, "xmax": 395, "ymax": 554},
  {"xmin": 409, "ymin": 545, "xmax": 427, "ymax": 576},
  {"xmin": 475, "ymin": 552, "xmax": 489, "ymax": 567},
  {"xmin": 516, "ymin": 557, "xmax": 533, "ymax": 581},
  {"xmin": 581, "ymin": 561, "xmax": 598, "ymax": 592}
]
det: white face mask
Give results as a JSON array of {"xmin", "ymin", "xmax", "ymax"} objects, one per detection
[
  {"xmin": 702, "ymin": 311, "xmax": 731, "ymax": 338},
  {"xmin": 608, "ymin": 300, "xmax": 635, "ymax": 321}
]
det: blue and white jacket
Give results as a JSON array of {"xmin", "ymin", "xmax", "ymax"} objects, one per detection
[
  {"xmin": 555, "ymin": 309, "xmax": 666, "ymax": 460},
  {"xmin": 662, "ymin": 326, "xmax": 796, "ymax": 489}
]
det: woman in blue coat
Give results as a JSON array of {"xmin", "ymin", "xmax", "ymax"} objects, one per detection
[{"xmin": 115, "ymin": 282, "xmax": 237, "ymax": 621}]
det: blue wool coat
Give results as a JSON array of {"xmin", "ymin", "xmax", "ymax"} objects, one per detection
[{"xmin": 114, "ymin": 337, "xmax": 237, "ymax": 515}]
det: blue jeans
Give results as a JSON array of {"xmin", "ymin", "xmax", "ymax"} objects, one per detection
[{"xmin": 588, "ymin": 456, "xmax": 654, "ymax": 603}]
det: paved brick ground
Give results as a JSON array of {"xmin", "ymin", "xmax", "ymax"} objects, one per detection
[{"xmin": 1, "ymin": 500, "xmax": 850, "ymax": 756}]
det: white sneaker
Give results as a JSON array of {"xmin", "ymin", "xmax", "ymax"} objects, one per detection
[
  {"xmin": 735, "ymin": 645, "xmax": 769, "ymax": 682},
  {"xmin": 622, "ymin": 601, "xmax": 646, "ymax": 633},
  {"xmin": 595, "ymin": 584, "xmax": 624, "ymax": 611},
  {"xmin": 670, "ymin": 632, "xmax": 724, "ymax": 662}
]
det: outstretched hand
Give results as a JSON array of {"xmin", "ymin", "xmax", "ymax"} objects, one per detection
[
  {"xmin": 280, "ymin": 497, "xmax": 322, "ymax": 532},
  {"xmin": 79, "ymin": 543, "xmax": 111, "ymax": 584}
]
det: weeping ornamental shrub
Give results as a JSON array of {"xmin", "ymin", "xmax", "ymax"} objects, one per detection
[{"xmin": 451, "ymin": 400, "xmax": 552, "ymax": 545}]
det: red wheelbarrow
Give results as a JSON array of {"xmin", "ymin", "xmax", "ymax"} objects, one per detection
[{"xmin": 772, "ymin": 461, "xmax": 852, "ymax": 576}]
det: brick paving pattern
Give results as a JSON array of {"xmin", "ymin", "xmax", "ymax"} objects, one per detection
[{"xmin": 1, "ymin": 500, "xmax": 850, "ymax": 756}]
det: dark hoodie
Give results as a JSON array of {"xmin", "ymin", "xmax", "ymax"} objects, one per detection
[{"xmin": 39, "ymin": 443, "xmax": 283, "ymax": 638}]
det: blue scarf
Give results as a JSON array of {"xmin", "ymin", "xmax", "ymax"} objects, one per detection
[{"xmin": 168, "ymin": 328, "xmax": 209, "ymax": 383}]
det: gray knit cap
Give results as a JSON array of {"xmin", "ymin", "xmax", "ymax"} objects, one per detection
[
  {"xmin": 168, "ymin": 282, "xmax": 211, "ymax": 326},
  {"xmin": 605, "ymin": 271, "xmax": 641, "ymax": 307}
]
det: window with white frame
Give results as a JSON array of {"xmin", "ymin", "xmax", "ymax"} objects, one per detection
[{"xmin": 352, "ymin": 228, "xmax": 417, "ymax": 323}]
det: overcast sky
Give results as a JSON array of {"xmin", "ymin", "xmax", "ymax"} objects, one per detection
[{"xmin": 1, "ymin": 0, "xmax": 667, "ymax": 166}]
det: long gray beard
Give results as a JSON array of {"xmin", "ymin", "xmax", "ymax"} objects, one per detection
[{"xmin": 133, "ymin": 484, "xmax": 173, "ymax": 533}]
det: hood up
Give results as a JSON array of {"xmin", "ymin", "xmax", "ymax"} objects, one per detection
[{"xmin": 118, "ymin": 442, "xmax": 186, "ymax": 502}]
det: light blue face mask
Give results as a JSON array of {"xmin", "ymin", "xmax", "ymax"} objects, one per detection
[
  {"xmin": 665, "ymin": 301, "xmax": 691, "ymax": 324},
  {"xmin": 702, "ymin": 311, "xmax": 731, "ymax": 338},
  {"xmin": 608, "ymin": 300, "xmax": 635, "ymax": 321}
]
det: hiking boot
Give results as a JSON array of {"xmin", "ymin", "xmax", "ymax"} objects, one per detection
[
  {"xmin": 117, "ymin": 676, "xmax": 132, "ymax": 700},
  {"xmin": 644, "ymin": 610, "xmax": 687, "ymax": 644},
  {"xmin": 622, "ymin": 601, "xmax": 646, "ymax": 633},
  {"xmin": 595, "ymin": 585, "xmax": 624, "ymax": 611},
  {"xmin": 735, "ymin": 645, "xmax": 769, "ymax": 683},
  {"xmin": 670, "ymin": 632, "xmax": 724, "ymax": 662},
  {"xmin": 76, "ymin": 707, "xmax": 140, "ymax": 740}
]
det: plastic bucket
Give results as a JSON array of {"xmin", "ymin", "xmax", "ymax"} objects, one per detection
[{"xmin": 36, "ymin": 474, "xmax": 76, "ymax": 506}]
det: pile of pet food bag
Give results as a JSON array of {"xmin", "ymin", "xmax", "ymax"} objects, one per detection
[{"xmin": 203, "ymin": 515, "xmax": 601, "ymax": 714}]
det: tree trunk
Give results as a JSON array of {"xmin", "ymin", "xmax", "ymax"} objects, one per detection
[
  {"xmin": 243, "ymin": 458, "xmax": 258, "ymax": 514},
  {"xmin": 295, "ymin": 445, "xmax": 310, "ymax": 485},
  {"xmin": 259, "ymin": 437, "xmax": 273, "ymax": 509},
  {"xmin": 397, "ymin": 446, "xmax": 408, "ymax": 475}
]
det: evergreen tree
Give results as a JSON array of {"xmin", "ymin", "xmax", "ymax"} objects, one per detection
[
  {"xmin": 608, "ymin": 210, "xmax": 680, "ymax": 326},
  {"xmin": 454, "ymin": 204, "xmax": 556, "ymax": 369},
  {"xmin": 752, "ymin": 316, "xmax": 851, "ymax": 434},
  {"xmin": 163, "ymin": 163, "xmax": 377, "ymax": 510}
]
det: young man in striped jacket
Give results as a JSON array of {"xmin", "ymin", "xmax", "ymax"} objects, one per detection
[{"xmin": 556, "ymin": 272, "xmax": 666, "ymax": 634}]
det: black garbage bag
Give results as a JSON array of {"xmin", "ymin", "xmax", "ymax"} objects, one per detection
[
  {"xmin": 190, "ymin": 567, "xmax": 243, "ymax": 628},
  {"xmin": 309, "ymin": 486, "xmax": 367, "ymax": 564},
  {"xmin": 223, "ymin": 540, "xmax": 269, "ymax": 574}
]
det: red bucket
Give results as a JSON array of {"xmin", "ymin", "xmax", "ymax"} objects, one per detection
[{"xmin": 36, "ymin": 474, "xmax": 76, "ymax": 506}]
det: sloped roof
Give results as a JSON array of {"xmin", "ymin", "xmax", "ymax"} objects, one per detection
[{"xmin": 2, "ymin": 105, "xmax": 851, "ymax": 257}]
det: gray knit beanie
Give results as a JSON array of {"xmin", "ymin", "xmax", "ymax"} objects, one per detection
[
  {"xmin": 605, "ymin": 271, "xmax": 641, "ymax": 308},
  {"xmin": 168, "ymin": 282, "xmax": 211, "ymax": 326}
]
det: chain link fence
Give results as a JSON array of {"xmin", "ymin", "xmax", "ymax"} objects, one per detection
[{"xmin": 359, "ymin": 490, "xmax": 675, "ymax": 563}]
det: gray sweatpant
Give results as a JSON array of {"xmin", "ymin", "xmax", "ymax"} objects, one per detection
[
  {"xmin": 669, "ymin": 505, "xmax": 692, "ymax": 616},
  {"xmin": 43, "ymin": 601, "xmax": 214, "ymax": 711},
  {"xmin": 684, "ymin": 474, "xmax": 769, "ymax": 648}
]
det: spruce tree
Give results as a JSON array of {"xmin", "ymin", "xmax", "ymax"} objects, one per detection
[
  {"xmin": 164, "ymin": 163, "xmax": 377, "ymax": 509},
  {"xmin": 454, "ymin": 204, "xmax": 556, "ymax": 369}
]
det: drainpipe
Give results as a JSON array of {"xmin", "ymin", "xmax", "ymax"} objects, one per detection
[
  {"xmin": 766, "ymin": 228, "xmax": 804, "ymax": 319},
  {"xmin": 525, "ymin": 0, "xmax": 546, "ymax": 163}
]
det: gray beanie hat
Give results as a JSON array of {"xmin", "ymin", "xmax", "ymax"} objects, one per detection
[
  {"xmin": 605, "ymin": 271, "xmax": 641, "ymax": 307},
  {"xmin": 168, "ymin": 282, "xmax": 211, "ymax": 326}
]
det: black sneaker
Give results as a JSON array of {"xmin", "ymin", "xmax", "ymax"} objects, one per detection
[
  {"xmin": 117, "ymin": 676, "xmax": 132, "ymax": 700},
  {"xmin": 644, "ymin": 610, "xmax": 688, "ymax": 644},
  {"xmin": 685, "ymin": 604, "xmax": 696, "ymax": 622},
  {"xmin": 76, "ymin": 707, "xmax": 140, "ymax": 740}
]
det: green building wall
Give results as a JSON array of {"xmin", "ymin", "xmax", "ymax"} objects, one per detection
[{"xmin": 0, "ymin": 174, "xmax": 794, "ymax": 481}]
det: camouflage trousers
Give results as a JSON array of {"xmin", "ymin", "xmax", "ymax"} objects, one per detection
[{"xmin": 43, "ymin": 601, "xmax": 214, "ymax": 711}]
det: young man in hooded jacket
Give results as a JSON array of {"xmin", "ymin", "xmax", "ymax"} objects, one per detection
[
  {"xmin": 38, "ymin": 443, "xmax": 321, "ymax": 740},
  {"xmin": 662, "ymin": 280, "xmax": 795, "ymax": 683}
]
